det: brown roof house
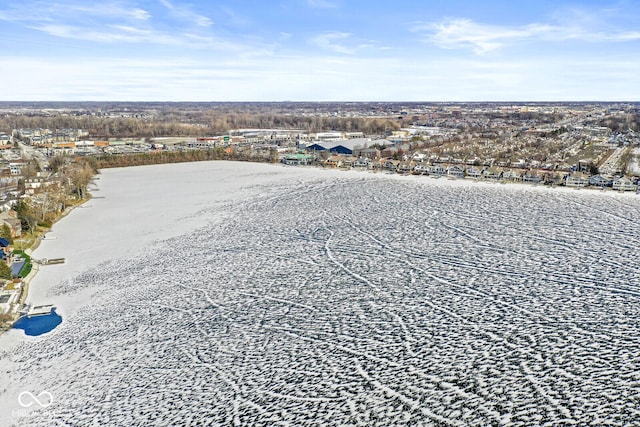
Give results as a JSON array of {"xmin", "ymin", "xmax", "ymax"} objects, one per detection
[{"xmin": 0, "ymin": 210, "xmax": 21, "ymax": 237}]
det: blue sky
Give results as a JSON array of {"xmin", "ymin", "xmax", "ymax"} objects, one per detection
[{"xmin": 0, "ymin": 0, "xmax": 639, "ymax": 101}]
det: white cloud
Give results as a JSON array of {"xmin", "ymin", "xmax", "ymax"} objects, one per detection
[
  {"xmin": 66, "ymin": 4, "xmax": 152, "ymax": 21},
  {"xmin": 3, "ymin": 2, "xmax": 152, "ymax": 22},
  {"xmin": 616, "ymin": 31, "xmax": 640, "ymax": 41},
  {"xmin": 157, "ymin": 0, "xmax": 173, "ymax": 10},
  {"xmin": 130, "ymin": 8, "xmax": 152, "ymax": 21},
  {"xmin": 414, "ymin": 17, "xmax": 640, "ymax": 54},
  {"xmin": 27, "ymin": 22, "xmax": 262, "ymax": 53},
  {"xmin": 31, "ymin": 23, "xmax": 178, "ymax": 45},
  {"xmin": 0, "ymin": 0, "xmax": 230, "ymax": 50},
  {"xmin": 157, "ymin": 0, "xmax": 213, "ymax": 27},
  {"xmin": 0, "ymin": 0, "xmax": 212, "ymax": 31},
  {"xmin": 425, "ymin": 19, "xmax": 539, "ymax": 53},
  {"xmin": 310, "ymin": 32, "xmax": 354, "ymax": 54}
]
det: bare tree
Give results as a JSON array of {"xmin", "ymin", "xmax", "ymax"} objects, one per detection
[{"xmin": 68, "ymin": 164, "xmax": 94, "ymax": 200}]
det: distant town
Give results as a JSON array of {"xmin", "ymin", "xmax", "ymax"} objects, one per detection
[{"xmin": 1, "ymin": 101, "xmax": 639, "ymax": 185}]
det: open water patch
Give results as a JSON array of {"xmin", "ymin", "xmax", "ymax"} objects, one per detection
[{"xmin": 13, "ymin": 310, "xmax": 62, "ymax": 336}]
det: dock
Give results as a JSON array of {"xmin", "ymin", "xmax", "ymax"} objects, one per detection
[
  {"xmin": 33, "ymin": 258, "xmax": 65, "ymax": 265},
  {"xmin": 26, "ymin": 304, "xmax": 56, "ymax": 317}
]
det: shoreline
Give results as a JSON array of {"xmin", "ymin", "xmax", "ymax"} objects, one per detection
[
  {"xmin": 0, "ymin": 196, "xmax": 91, "ymax": 336},
  {"xmin": 299, "ymin": 163, "xmax": 640, "ymax": 198}
]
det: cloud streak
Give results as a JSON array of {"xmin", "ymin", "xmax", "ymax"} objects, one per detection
[
  {"xmin": 0, "ymin": 0, "xmax": 238, "ymax": 51},
  {"xmin": 30, "ymin": 23, "xmax": 211, "ymax": 46},
  {"xmin": 415, "ymin": 17, "xmax": 640, "ymax": 54},
  {"xmin": 308, "ymin": 32, "xmax": 383, "ymax": 55},
  {"xmin": 0, "ymin": 1, "xmax": 152, "ymax": 23},
  {"xmin": 310, "ymin": 32, "xmax": 354, "ymax": 54},
  {"xmin": 157, "ymin": 0, "xmax": 213, "ymax": 27}
]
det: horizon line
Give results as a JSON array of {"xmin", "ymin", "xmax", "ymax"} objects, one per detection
[{"xmin": 0, "ymin": 100, "xmax": 639, "ymax": 104}]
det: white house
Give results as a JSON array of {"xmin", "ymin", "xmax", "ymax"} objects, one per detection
[
  {"xmin": 566, "ymin": 173, "xmax": 590, "ymax": 187},
  {"xmin": 612, "ymin": 177, "xmax": 636, "ymax": 191},
  {"xmin": 447, "ymin": 165, "xmax": 465, "ymax": 178}
]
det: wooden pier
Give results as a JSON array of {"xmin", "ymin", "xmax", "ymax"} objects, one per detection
[{"xmin": 33, "ymin": 258, "xmax": 65, "ymax": 265}]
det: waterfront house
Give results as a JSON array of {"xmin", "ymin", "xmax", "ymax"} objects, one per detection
[
  {"xmin": 447, "ymin": 165, "xmax": 465, "ymax": 178},
  {"xmin": 369, "ymin": 160, "xmax": 383, "ymax": 171},
  {"xmin": 324, "ymin": 155, "xmax": 342, "ymax": 168},
  {"xmin": 482, "ymin": 167, "xmax": 503, "ymax": 180},
  {"xmin": 501, "ymin": 169, "xmax": 522, "ymax": 182},
  {"xmin": 340, "ymin": 157, "xmax": 356, "ymax": 169},
  {"xmin": 612, "ymin": 177, "xmax": 636, "ymax": 191},
  {"xmin": 588, "ymin": 174, "xmax": 613, "ymax": 187},
  {"xmin": 282, "ymin": 153, "xmax": 314, "ymax": 166},
  {"xmin": 466, "ymin": 167, "xmax": 482, "ymax": 178},
  {"xmin": 566, "ymin": 172, "xmax": 590, "ymax": 187},
  {"xmin": 383, "ymin": 160, "xmax": 400, "ymax": 172},
  {"xmin": 428, "ymin": 164, "xmax": 446, "ymax": 176},
  {"xmin": 353, "ymin": 157, "xmax": 370, "ymax": 168},
  {"xmin": 397, "ymin": 161, "xmax": 415, "ymax": 174},
  {"xmin": 522, "ymin": 170, "xmax": 542, "ymax": 183},
  {"xmin": 413, "ymin": 163, "xmax": 429, "ymax": 175},
  {"xmin": 543, "ymin": 172, "xmax": 564, "ymax": 185}
]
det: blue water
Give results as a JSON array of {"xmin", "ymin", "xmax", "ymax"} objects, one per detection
[{"xmin": 13, "ymin": 310, "xmax": 62, "ymax": 336}]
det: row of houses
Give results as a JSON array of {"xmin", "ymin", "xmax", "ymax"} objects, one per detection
[
  {"xmin": 9, "ymin": 139, "xmax": 152, "ymax": 157},
  {"xmin": 0, "ymin": 238, "xmax": 27, "ymax": 317},
  {"xmin": 312, "ymin": 155, "xmax": 638, "ymax": 191},
  {"xmin": 193, "ymin": 131, "xmax": 371, "ymax": 147},
  {"xmin": 564, "ymin": 173, "xmax": 637, "ymax": 191},
  {"xmin": 14, "ymin": 128, "xmax": 89, "ymax": 144}
]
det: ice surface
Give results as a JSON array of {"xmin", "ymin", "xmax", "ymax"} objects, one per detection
[{"xmin": 1, "ymin": 161, "xmax": 640, "ymax": 426}]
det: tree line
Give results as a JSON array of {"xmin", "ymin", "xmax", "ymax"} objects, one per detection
[
  {"xmin": 1, "ymin": 114, "xmax": 402, "ymax": 139},
  {"xmin": 94, "ymin": 149, "xmax": 278, "ymax": 169},
  {"xmin": 598, "ymin": 114, "xmax": 640, "ymax": 132},
  {"xmin": 14, "ymin": 157, "xmax": 97, "ymax": 234}
]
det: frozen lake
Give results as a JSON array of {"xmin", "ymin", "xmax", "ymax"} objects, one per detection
[{"xmin": 1, "ymin": 161, "xmax": 640, "ymax": 426}]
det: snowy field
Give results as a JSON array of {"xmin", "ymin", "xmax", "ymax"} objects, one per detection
[{"xmin": 1, "ymin": 161, "xmax": 640, "ymax": 426}]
